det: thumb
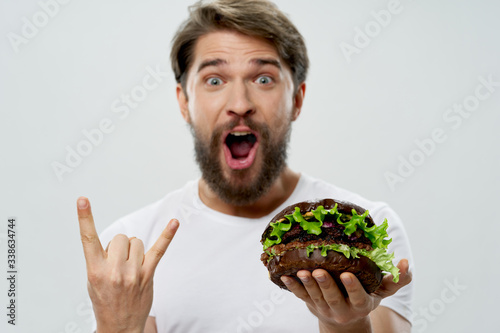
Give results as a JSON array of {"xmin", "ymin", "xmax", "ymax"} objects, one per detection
[{"xmin": 376, "ymin": 259, "xmax": 412, "ymax": 298}]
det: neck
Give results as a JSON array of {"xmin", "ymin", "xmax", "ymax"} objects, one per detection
[{"xmin": 198, "ymin": 167, "xmax": 300, "ymax": 218}]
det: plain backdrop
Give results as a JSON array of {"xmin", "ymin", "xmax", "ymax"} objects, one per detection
[{"xmin": 1, "ymin": 0, "xmax": 499, "ymax": 332}]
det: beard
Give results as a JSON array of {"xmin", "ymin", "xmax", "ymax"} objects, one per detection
[{"xmin": 192, "ymin": 118, "xmax": 291, "ymax": 206}]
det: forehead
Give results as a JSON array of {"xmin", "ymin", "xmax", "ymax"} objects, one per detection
[{"xmin": 189, "ymin": 30, "xmax": 282, "ymax": 70}]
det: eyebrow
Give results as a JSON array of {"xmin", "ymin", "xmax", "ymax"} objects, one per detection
[
  {"xmin": 252, "ymin": 58, "xmax": 282, "ymax": 70},
  {"xmin": 196, "ymin": 57, "xmax": 282, "ymax": 73},
  {"xmin": 197, "ymin": 59, "xmax": 227, "ymax": 73}
]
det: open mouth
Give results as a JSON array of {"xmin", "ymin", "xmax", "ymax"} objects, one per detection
[{"xmin": 223, "ymin": 129, "xmax": 259, "ymax": 170}]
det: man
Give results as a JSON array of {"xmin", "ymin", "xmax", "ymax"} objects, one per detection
[{"xmin": 77, "ymin": 0, "xmax": 413, "ymax": 332}]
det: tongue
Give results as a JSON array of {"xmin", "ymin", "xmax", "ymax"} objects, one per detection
[{"xmin": 229, "ymin": 141, "xmax": 253, "ymax": 158}]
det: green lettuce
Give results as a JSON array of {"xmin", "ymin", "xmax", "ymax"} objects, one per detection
[
  {"xmin": 263, "ymin": 204, "xmax": 393, "ymax": 251},
  {"xmin": 263, "ymin": 206, "xmax": 327, "ymax": 249},
  {"xmin": 337, "ymin": 209, "xmax": 393, "ymax": 250},
  {"xmin": 263, "ymin": 217, "xmax": 294, "ymax": 249},
  {"xmin": 304, "ymin": 244, "xmax": 400, "ymax": 283},
  {"xmin": 312, "ymin": 203, "xmax": 342, "ymax": 223},
  {"xmin": 291, "ymin": 207, "xmax": 323, "ymax": 236}
]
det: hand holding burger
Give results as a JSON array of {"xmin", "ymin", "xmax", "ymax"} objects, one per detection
[{"xmin": 260, "ymin": 199, "xmax": 412, "ymax": 331}]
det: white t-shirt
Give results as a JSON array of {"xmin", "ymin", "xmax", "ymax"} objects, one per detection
[{"xmin": 94, "ymin": 173, "xmax": 414, "ymax": 332}]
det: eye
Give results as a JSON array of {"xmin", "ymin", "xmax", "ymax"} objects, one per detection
[
  {"xmin": 255, "ymin": 75, "xmax": 273, "ymax": 85},
  {"xmin": 206, "ymin": 77, "xmax": 223, "ymax": 86}
]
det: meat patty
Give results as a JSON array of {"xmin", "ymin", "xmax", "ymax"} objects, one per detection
[{"xmin": 261, "ymin": 238, "xmax": 373, "ymax": 265}]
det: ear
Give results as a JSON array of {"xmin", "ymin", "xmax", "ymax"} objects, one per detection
[
  {"xmin": 291, "ymin": 82, "xmax": 306, "ymax": 121},
  {"xmin": 176, "ymin": 83, "xmax": 191, "ymax": 124}
]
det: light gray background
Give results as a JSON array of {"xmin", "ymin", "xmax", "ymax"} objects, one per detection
[{"xmin": 1, "ymin": 0, "xmax": 499, "ymax": 332}]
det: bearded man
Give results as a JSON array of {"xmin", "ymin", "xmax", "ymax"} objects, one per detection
[{"xmin": 77, "ymin": 1, "xmax": 413, "ymax": 332}]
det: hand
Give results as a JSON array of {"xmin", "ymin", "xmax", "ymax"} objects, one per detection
[
  {"xmin": 281, "ymin": 259, "xmax": 412, "ymax": 332},
  {"xmin": 77, "ymin": 197, "xmax": 179, "ymax": 333}
]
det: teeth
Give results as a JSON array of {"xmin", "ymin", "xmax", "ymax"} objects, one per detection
[{"xmin": 230, "ymin": 131, "xmax": 251, "ymax": 136}]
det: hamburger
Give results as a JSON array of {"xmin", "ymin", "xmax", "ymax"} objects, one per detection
[{"xmin": 260, "ymin": 199, "xmax": 399, "ymax": 295}]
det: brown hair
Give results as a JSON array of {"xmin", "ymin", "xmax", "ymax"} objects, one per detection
[{"xmin": 170, "ymin": 0, "xmax": 309, "ymax": 93}]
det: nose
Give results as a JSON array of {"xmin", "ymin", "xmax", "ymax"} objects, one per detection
[{"xmin": 225, "ymin": 80, "xmax": 255, "ymax": 118}]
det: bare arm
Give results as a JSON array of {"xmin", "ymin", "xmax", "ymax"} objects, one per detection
[
  {"xmin": 370, "ymin": 306, "xmax": 411, "ymax": 333},
  {"xmin": 144, "ymin": 316, "xmax": 158, "ymax": 333}
]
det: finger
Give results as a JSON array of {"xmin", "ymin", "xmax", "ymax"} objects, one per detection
[
  {"xmin": 376, "ymin": 259, "xmax": 413, "ymax": 298},
  {"xmin": 143, "ymin": 219, "xmax": 179, "ymax": 274},
  {"xmin": 128, "ymin": 237, "xmax": 145, "ymax": 268},
  {"xmin": 280, "ymin": 275, "xmax": 313, "ymax": 305},
  {"xmin": 341, "ymin": 272, "xmax": 372, "ymax": 314},
  {"xmin": 77, "ymin": 197, "xmax": 104, "ymax": 262},
  {"xmin": 296, "ymin": 270, "xmax": 329, "ymax": 311},
  {"xmin": 107, "ymin": 234, "xmax": 131, "ymax": 263},
  {"xmin": 312, "ymin": 269, "xmax": 348, "ymax": 312}
]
